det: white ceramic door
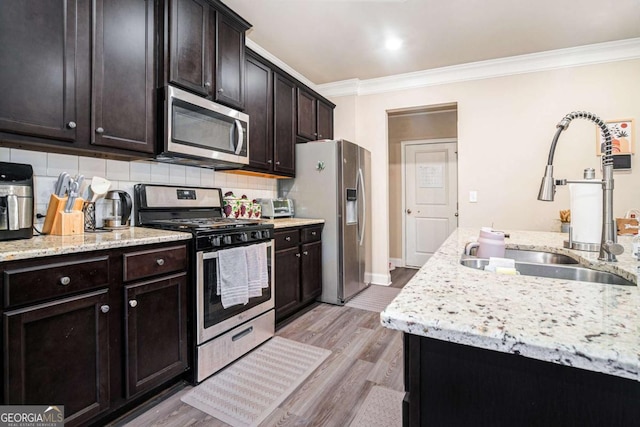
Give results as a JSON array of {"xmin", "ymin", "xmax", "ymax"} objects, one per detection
[{"xmin": 404, "ymin": 141, "xmax": 458, "ymax": 267}]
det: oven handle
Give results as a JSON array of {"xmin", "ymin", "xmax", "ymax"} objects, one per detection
[{"xmin": 202, "ymin": 240, "xmax": 273, "ymax": 260}]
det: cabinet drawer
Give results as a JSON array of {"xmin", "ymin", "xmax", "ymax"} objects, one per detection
[
  {"xmin": 274, "ymin": 229, "xmax": 300, "ymax": 250},
  {"xmin": 123, "ymin": 245, "xmax": 187, "ymax": 282},
  {"xmin": 301, "ymin": 225, "xmax": 322, "ymax": 243},
  {"xmin": 4, "ymin": 256, "xmax": 110, "ymax": 308}
]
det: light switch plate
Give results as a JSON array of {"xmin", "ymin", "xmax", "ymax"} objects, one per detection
[{"xmin": 469, "ymin": 191, "xmax": 478, "ymax": 203}]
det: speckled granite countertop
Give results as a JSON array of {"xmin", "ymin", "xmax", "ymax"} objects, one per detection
[
  {"xmin": 381, "ymin": 227, "xmax": 639, "ymax": 381},
  {"xmin": 0, "ymin": 227, "xmax": 192, "ymax": 262},
  {"xmin": 262, "ymin": 218, "xmax": 325, "ymax": 229}
]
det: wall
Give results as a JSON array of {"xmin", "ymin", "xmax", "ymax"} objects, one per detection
[
  {"xmin": 330, "ymin": 59, "xmax": 640, "ymax": 284},
  {"xmin": 388, "ymin": 110, "xmax": 458, "ymax": 263},
  {"xmin": 0, "ymin": 147, "xmax": 277, "ymax": 229}
]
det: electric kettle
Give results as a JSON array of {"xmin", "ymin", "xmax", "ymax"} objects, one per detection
[{"xmin": 103, "ymin": 190, "xmax": 132, "ymax": 228}]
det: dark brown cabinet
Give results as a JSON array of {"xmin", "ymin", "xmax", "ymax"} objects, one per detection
[
  {"xmin": 296, "ymin": 88, "xmax": 334, "ymax": 141},
  {"xmin": 273, "ymin": 73, "xmax": 297, "ymax": 176},
  {"xmin": 274, "ymin": 225, "xmax": 323, "ymax": 323},
  {"xmin": 0, "ymin": 0, "xmax": 155, "ymax": 157},
  {"xmin": 244, "ymin": 51, "xmax": 274, "ymax": 172},
  {"xmin": 1, "ymin": 241, "xmax": 189, "ymax": 426},
  {"xmin": 124, "ymin": 273, "xmax": 188, "ymax": 398},
  {"xmin": 168, "ymin": 0, "xmax": 248, "ymax": 110},
  {"xmin": 4, "ymin": 290, "xmax": 111, "ymax": 427}
]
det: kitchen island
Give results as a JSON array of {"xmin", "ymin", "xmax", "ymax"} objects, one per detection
[{"xmin": 382, "ymin": 228, "xmax": 639, "ymax": 426}]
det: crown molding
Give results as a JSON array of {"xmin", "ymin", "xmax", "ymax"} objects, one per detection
[
  {"xmin": 245, "ymin": 38, "xmax": 318, "ymax": 90},
  {"xmin": 316, "ymin": 37, "xmax": 640, "ymax": 98}
]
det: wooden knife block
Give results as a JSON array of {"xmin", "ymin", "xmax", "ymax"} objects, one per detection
[{"xmin": 42, "ymin": 195, "xmax": 85, "ymax": 236}]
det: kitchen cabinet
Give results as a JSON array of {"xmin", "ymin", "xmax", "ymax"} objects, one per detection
[
  {"xmin": 1, "ymin": 242, "xmax": 189, "ymax": 426},
  {"xmin": 404, "ymin": 333, "xmax": 640, "ymax": 426},
  {"xmin": 296, "ymin": 87, "xmax": 335, "ymax": 141},
  {"xmin": 273, "ymin": 72, "xmax": 297, "ymax": 176},
  {"xmin": 274, "ymin": 225, "xmax": 323, "ymax": 323},
  {"xmin": 0, "ymin": 0, "xmax": 155, "ymax": 158},
  {"xmin": 168, "ymin": 0, "xmax": 249, "ymax": 110},
  {"xmin": 244, "ymin": 51, "xmax": 274, "ymax": 172}
]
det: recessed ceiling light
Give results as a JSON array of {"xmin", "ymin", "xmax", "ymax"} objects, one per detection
[{"xmin": 385, "ymin": 37, "xmax": 403, "ymax": 51}]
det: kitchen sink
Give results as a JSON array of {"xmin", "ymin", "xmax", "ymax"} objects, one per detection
[{"xmin": 460, "ymin": 250, "xmax": 635, "ymax": 286}]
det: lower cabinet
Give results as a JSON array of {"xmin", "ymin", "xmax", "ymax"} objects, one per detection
[
  {"xmin": 274, "ymin": 224, "xmax": 323, "ymax": 323},
  {"xmin": 1, "ymin": 241, "xmax": 189, "ymax": 426}
]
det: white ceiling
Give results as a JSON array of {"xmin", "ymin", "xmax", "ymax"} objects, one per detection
[{"xmin": 223, "ymin": 0, "xmax": 640, "ymax": 85}]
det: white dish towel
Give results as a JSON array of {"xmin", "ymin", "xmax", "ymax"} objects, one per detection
[
  {"xmin": 245, "ymin": 243, "xmax": 269, "ymax": 297},
  {"xmin": 216, "ymin": 246, "xmax": 249, "ymax": 308}
]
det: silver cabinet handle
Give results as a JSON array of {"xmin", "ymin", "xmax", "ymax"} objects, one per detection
[
  {"xmin": 285, "ymin": 236, "xmax": 291, "ymax": 241},
  {"xmin": 96, "ymin": 127, "xmax": 104, "ymax": 134},
  {"xmin": 218, "ymin": 88, "xmax": 224, "ymax": 93},
  {"xmin": 275, "ymin": 161, "xmax": 280, "ymax": 165},
  {"xmin": 156, "ymin": 258, "xmax": 165, "ymax": 266},
  {"xmin": 318, "ymin": 134, "xmax": 323, "ymax": 139},
  {"xmin": 303, "ymin": 251, "xmax": 308, "ymax": 256},
  {"xmin": 205, "ymin": 82, "xmax": 211, "ymax": 87},
  {"xmin": 129, "ymin": 300, "xmax": 138, "ymax": 308},
  {"xmin": 296, "ymin": 253, "xmax": 301, "ymax": 258},
  {"xmin": 100, "ymin": 305, "xmax": 110, "ymax": 313},
  {"xmin": 311, "ymin": 231, "xmax": 317, "ymax": 236},
  {"xmin": 67, "ymin": 121, "xmax": 76, "ymax": 129},
  {"xmin": 267, "ymin": 160, "xmax": 272, "ymax": 164},
  {"xmin": 59, "ymin": 276, "xmax": 71, "ymax": 286}
]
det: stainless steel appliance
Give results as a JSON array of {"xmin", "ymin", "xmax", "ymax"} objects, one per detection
[
  {"xmin": 258, "ymin": 198, "xmax": 295, "ymax": 218},
  {"xmin": 0, "ymin": 161, "xmax": 34, "ymax": 241},
  {"xmin": 135, "ymin": 184, "xmax": 275, "ymax": 383},
  {"xmin": 158, "ymin": 85, "xmax": 249, "ymax": 169},
  {"xmin": 103, "ymin": 190, "xmax": 132, "ymax": 229},
  {"xmin": 280, "ymin": 140, "xmax": 372, "ymax": 304}
]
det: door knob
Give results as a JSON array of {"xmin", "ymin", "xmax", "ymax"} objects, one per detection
[
  {"xmin": 100, "ymin": 305, "xmax": 110, "ymax": 313},
  {"xmin": 129, "ymin": 300, "xmax": 138, "ymax": 308},
  {"xmin": 406, "ymin": 209, "xmax": 412, "ymax": 214}
]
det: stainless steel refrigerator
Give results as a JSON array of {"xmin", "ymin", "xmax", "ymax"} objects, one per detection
[{"xmin": 280, "ymin": 139, "xmax": 371, "ymax": 305}]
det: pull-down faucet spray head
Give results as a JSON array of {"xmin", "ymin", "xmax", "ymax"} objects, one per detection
[{"xmin": 537, "ymin": 111, "xmax": 622, "ymax": 262}]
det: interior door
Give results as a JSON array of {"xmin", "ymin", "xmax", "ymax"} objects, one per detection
[{"xmin": 404, "ymin": 141, "xmax": 458, "ymax": 267}]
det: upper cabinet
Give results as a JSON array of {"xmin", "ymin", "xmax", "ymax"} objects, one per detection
[
  {"xmin": 167, "ymin": 0, "xmax": 249, "ymax": 111},
  {"xmin": 296, "ymin": 88, "xmax": 335, "ymax": 142},
  {"xmin": 0, "ymin": 0, "xmax": 156, "ymax": 158}
]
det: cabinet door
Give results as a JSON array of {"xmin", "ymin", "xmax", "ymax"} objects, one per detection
[
  {"xmin": 214, "ymin": 12, "xmax": 245, "ymax": 110},
  {"xmin": 275, "ymin": 247, "xmax": 300, "ymax": 322},
  {"xmin": 0, "ymin": 0, "xmax": 90, "ymax": 143},
  {"xmin": 273, "ymin": 73, "xmax": 297, "ymax": 176},
  {"xmin": 296, "ymin": 88, "xmax": 317, "ymax": 141},
  {"xmin": 124, "ymin": 273, "xmax": 188, "ymax": 398},
  {"xmin": 169, "ymin": 0, "xmax": 212, "ymax": 96},
  {"xmin": 4, "ymin": 290, "xmax": 110, "ymax": 427},
  {"xmin": 317, "ymin": 99, "xmax": 334, "ymax": 140},
  {"xmin": 245, "ymin": 53, "xmax": 273, "ymax": 172},
  {"xmin": 300, "ymin": 240, "xmax": 322, "ymax": 303},
  {"xmin": 92, "ymin": 0, "xmax": 154, "ymax": 153}
]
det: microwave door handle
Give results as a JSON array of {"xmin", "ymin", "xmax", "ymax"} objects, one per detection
[
  {"xmin": 234, "ymin": 120, "xmax": 244, "ymax": 155},
  {"xmin": 7, "ymin": 193, "xmax": 19, "ymax": 230}
]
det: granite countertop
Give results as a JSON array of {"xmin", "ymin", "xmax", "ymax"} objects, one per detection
[
  {"xmin": 0, "ymin": 227, "xmax": 192, "ymax": 262},
  {"xmin": 262, "ymin": 218, "xmax": 325, "ymax": 229},
  {"xmin": 381, "ymin": 227, "xmax": 639, "ymax": 381}
]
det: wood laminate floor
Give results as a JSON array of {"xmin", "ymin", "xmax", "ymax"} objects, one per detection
[{"xmin": 117, "ymin": 268, "xmax": 417, "ymax": 427}]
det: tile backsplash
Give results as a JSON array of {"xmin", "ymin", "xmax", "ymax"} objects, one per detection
[{"xmin": 0, "ymin": 147, "xmax": 278, "ymax": 228}]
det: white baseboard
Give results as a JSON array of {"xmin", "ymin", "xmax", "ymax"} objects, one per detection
[
  {"xmin": 369, "ymin": 272, "xmax": 391, "ymax": 286},
  {"xmin": 389, "ymin": 258, "xmax": 404, "ymax": 269}
]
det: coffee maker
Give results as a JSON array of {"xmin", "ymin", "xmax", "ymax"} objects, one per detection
[{"xmin": 0, "ymin": 161, "xmax": 34, "ymax": 241}]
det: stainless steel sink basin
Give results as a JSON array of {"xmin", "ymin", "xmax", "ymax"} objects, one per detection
[{"xmin": 460, "ymin": 250, "xmax": 635, "ymax": 286}]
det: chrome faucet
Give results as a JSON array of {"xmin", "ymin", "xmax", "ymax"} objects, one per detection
[{"xmin": 537, "ymin": 111, "xmax": 624, "ymax": 262}]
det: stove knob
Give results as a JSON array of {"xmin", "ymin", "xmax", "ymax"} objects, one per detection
[
  {"xmin": 239, "ymin": 232, "xmax": 248, "ymax": 242},
  {"xmin": 252, "ymin": 230, "xmax": 262, "ymax": 239},
  {"xmin": 223, "ymin": 235, "xmax": 232, "ymax": 245},
  {"xmin": 210, "ymin": 236, "xmax": 221, "ymax": 247}
]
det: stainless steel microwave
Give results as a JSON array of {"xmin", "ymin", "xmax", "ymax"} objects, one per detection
[{"xmin": 157, "ymin": 85, "xmax": 249, "ymax": 169}]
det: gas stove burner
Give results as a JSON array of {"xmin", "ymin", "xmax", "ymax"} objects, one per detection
[{"xmin": 150, "ymin": 217, "xmax": 264, "ymax": 230}]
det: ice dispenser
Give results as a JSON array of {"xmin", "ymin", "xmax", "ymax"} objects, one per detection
[{"xmin": 346, "ymin": 188, "xmax": 357, "ymax": 224}]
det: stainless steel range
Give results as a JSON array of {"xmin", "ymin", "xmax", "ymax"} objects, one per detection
[{"xmin": 135, "ymin": 184, "xmax": 275, "ymax": 383}]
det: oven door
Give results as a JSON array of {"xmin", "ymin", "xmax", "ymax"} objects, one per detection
[{"xmin": 196, "ymin": 240, "xmax": 274, "ymax": 344}]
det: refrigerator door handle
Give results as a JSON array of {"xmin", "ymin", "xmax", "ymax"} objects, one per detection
[{"xmin": 357, "ymin": 167, "xmax": 366, "ymax": 246}]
